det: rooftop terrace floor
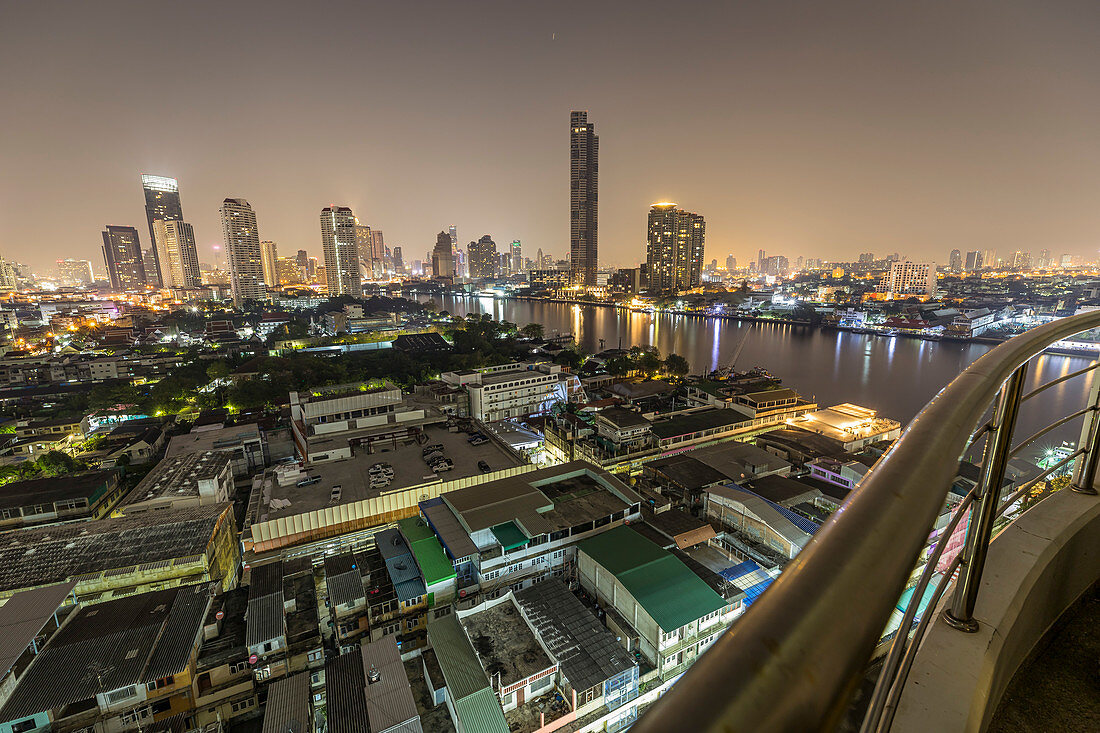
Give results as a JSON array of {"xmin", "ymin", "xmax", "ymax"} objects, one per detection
[
  {"xmin": 262, "ymin": 425, "xmax": 521, "ymax": 520},
  {"xmin": 461, "ymin": 600, "xmax": 554, "ymax": 688}
]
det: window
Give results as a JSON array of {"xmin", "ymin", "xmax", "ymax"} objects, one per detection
[
  {"xmin": 230, "ymin": 698, "xmax": 254, "ymax": 713},
  {"xmin": 263, "ymin": 642, "xmax": 273, "ymax": 653},
  {"xmin": 229, "ymin": 661, "xmax": 248, "ymax": 674},
  {"xmin": 699, "ymin": 610, "xmax": 721, "ymax": 627},
  {"xmin": 146, "ymin": 675, "xmax": 174, "ymax": 690},
  {"xmin": 308, "ymin": 649, "xmax": 324, "ymax": 662},
  {"xmin": 12, "ymin": 719, "xmax": 38, "ymax": 733},
  {"xmin": 106, "ymin": 686, "xmax": 137, "ymax": 705}
]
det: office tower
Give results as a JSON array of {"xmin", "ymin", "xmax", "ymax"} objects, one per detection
[
  {"xmin": 858, "ymin": 252, "xmax": 874, "ymax": 264},
  {"xmin": 1037, "ymin": 248, "xmax": 1052, "ymax": 268},
  {"xmin": 354, "ymin": 220, "xmax": 374, "ymax": 278},
  {"xmin": 965, "ymin": 250, "xmax": 983, "ymax": 271},
  {"xmin": 56, "ymin": 258, "xmax": 94, "ymax": 285},
  {"xmin": 152, "ymin": 219, "xmax": 201, "ymax": 288},
  {"xmin": 260, "ymin": 241, "xmax": 278, "ymax": 288},
  {"xmin": 536, "ymin": 248, "xmax": 544, "ymax": 271},
  {"xmin": 570, "ymin": 110, "xmax": 598, "ymax": 286},
  {"xmin": 876, "ymin": 260, "xmax": 937, "ymax": 299},
  {"xmin": 510, "ymin": 240, "xmax": 523, "ymax": 273},
  {"xmin": 319, "ymin": 206, "xmax": 361, "ymax": 295},
  {"xmin": 762, "ymin": 255, "xmax": 789, "ymax": 277},
  {"xmin": 981, "ymin": 249, "xmax": 997, "ymax": 269},
  {"xmin": 219, "ymin": 198, "xmax": 267, "ymax": 305},
  {"xmin": 307, "ymin": 257, "xmax": 318, "ymax": 280},
  {"xmin": 392, "ymin": 246, "xmax": 404, "ymax": 274},
  {"xmin": 141, "ymin": 175, "xmax": 184, "ymax": 287},
  {"xmin": 726, "ymin": 255, "xmax": 737, "ymax": 272},
  {"xmin": 296, "ymin": 249, "xmax": 309, "ymax": 268},
  {"xmin": 0, "ymin": 255, "xmax": 17, "ymax": 291},
  {"xmin": 1011, "ymin": 251, "xmax": 1032, "ymax": 270},
  {"xmin": 949, "ymin": 249, "xmax": 962, "ymax": 273},
  {"xmin": 275, "ymin": 257, "xmax": 301, "ymax": 285},
  {"xmin": 101, "ymin": 226, "xmax": 146, "ymax": 290},
  {"xmin": 448, "ymin": 226, "xmax": 457, "ymax": 252},
  {"xmin": 468, "ymin": 235, "xmax": 498, "ymax": 278},
  {"xmin": 757, "ymin": 249, "xmax": 767, "ymax": 269},
  {"xmin": 432, "ymin": 231, "xmax": 455, "ymax": 279},
  {"xmin": 645, "ymin": 203, "xmax": 706, "ymax": 291}
]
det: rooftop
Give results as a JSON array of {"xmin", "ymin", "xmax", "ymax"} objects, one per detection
[
  {"xmin": 514, "ymin": 579, "xmax": 635, "ymax": 694},
  {"xmin": 0, "ymin": 503, "xmax": 232, "ymax": 594},
  {"xmin": 0, "ymin": 470, "xmax": 118, "ymax": 511},
  {"xmin": 460, "ymin": 599, "xmax": 554, "ymax": 688},
  {"xmin": 0, "ymin": 581, "xmax": 74, "ymax": 681},
  {"xmin": 442, "ymin": 462, "xmax": 641, "ymax": 539},
  {"xmin": 650, "ymin": 409, "xmax": 748, "ymax": 440},
  {"xmin": 326, "ymin": 651, "xmax": 370, "ymax": 733},
  {"xmin": 0, "ymin": 583, "xmax": 212, "ymax": 721},
  {"xmin": 420, "ymin": 497, "xmax": 478, "ymax": 561},
  {"xmin": 595, "ymin": 407, "xmax": 652, "ymax": 429},
  {"xmin": 121, "ymin": 450, "xmax": 231, "ymax": 507},
  {"xmin": 361, "ymin": 634, "xmax": 423, "ymax": 733},
  {"xmin": 262, "ymin": 672, "xmax": 312, "ymax": 733},
  {"xmin": 398, "ymin": 517, "xmax": 457, "ymax": 587},
  {"xmin": 578, "ymin": 525, "xmax": 727, "ymax": 632},
  {"xmin": 166, "ymin": 422, "xmax": 261, "ymax": 457},
  {"xmin": 426, "ymin": 613, "xmax": 492, "ymax": 701},
  {"xmin": 260, "ymin": 424, "xmax": 521, "ymax": 522}
]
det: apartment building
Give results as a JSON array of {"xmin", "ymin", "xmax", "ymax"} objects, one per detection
[{"xmin": 441, "ymin": 362, "xmax": 583, "ymax": 422}]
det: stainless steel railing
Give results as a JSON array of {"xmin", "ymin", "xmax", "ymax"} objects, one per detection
[{"xmin": 632, "ymin": 310, "xmax": 1100, "ymax": 733}]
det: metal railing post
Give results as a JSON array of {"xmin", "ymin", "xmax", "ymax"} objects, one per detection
[
  {"xmin": 943, "ymin": 363, "xmax": 1028, "ymax": 633},
  {"xmin": 1071, "ymin": 366, "xmax": 1100, "ymax": 496}
]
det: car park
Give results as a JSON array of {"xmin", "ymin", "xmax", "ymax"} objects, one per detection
[{"xmin": 296, "ymin": 475, "xmax": 321, "ymax": 487}]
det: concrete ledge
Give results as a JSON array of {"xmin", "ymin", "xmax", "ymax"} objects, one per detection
[{"xmin": 894, "ymin": 488, "xmax": 1100, "ymax": 732}]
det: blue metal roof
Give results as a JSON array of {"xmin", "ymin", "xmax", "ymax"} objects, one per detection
[{"xmin": 724, "ymin": 483, "xmax": 822, "ymax": 536}]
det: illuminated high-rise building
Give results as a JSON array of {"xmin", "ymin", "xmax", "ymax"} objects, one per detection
[
  {"xmin": 392, "ymin": 246, "xmax": 404, "ymax": 274},
  {"xmin": 275, "ymin": 257, "xmax": 301, "ymax": 285},
  {"xmin": 219, "ymin": 198, "xmax": 267, "ymax": 305},
  {"xmin": 570, "ymin": 111, "xmax": 598, "ymax": 286},
  {"xmin": 965, "ymin": 250, "xmax": 983, "ymax": 271},
  {"xmin": 320, "ymin": 206, "xmax": 361, "ymax": 295},
  {"xmin": 101, "ymin": 226, "xmax": 146, "ymax": 290},
  {"xmin": 56, "ymin": 258, "xmax": 94, "ymax": 285},
  {"xmin": 949, "ymin": 249, "xmax": 962, "ymax": 273},
  {"xmin": 260, "ymin": 240, "xmax": 278, "ymax": 288},
  {"xmin": 432, "ymin": 231, "xmax": 455, "ymax": 279},
  {"xmin": 369, "ymin": 230, "xmax": 385, "ymax": 277},
  {"xmin": 468, "ymin": 235, "xmax": 498, "ymax": 278},
  {"xmin": 141, "ymin": 174, "xmax": 184, "ymax": 287},
  {"xmin": 510, "ymin": 240, "xmax": 523, "ymax": 273},
  {"xmin": 646, "ymin": 203, "xmax": 706, "ymax": 291},
  {"xmin": 152, "ymin": 219, "xmax": 201, "ymax": 288}
]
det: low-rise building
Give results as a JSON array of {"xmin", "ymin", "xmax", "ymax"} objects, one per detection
[
  {"xmin": 245, "ymin": 559, "xmax": 323, "ymax": 683},
  {"xmin": 0, "ymin": 470, "xmax": 123, "ymax": 530},
  {"xmin": 324, "ymin": 635, "xmax": 423, "ymax": 733},
  {"xmin": 426, "ymin": 614, "xmax": 511, "ymax": 733},
  {"xmin": 704, "ymin": 484, "xmax": 821, "ymax": 559},
  {"xmin": 786, "ymin": 403, "xmax": 902, "ymax": 452},
  {"xmin": 119, "ymin": 450, "xmax": 234, "ymax": 513},
  {"xmin": 0, "ymin": 584, "xmax": 214, "ymax": 733},
  {"xmin": 193, "ymin": 587, "xmax": 259, "ymax": 725},
  {"xmin": 442, "ymin": 362, "xmax": 583, "ymax": 422},
  {"xmin": 0, "ymin": 503, "xmax": 240, "ymax": 604},
  {"xmin": 577, "ymin": 525, "xmax": 741, "ymax": 679},
  {"xmin": 0, "ymin": 582, "xmax": 74, "ymax": 713}
]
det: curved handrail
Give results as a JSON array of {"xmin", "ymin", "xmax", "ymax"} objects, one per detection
[{"xmin": 632, "ymin": 311, "xmax": 1100, "ymax": 733}]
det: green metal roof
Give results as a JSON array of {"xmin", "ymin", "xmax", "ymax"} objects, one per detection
[
  {"xmin": 453, "ymin": 688, "xmax": 510, "ymax": 733},
  {"xmin": 398, "ymin": 518, "xmax": 457, "ymax": 587},
  {"xmin": 426, "ymin": 614, "xmax": 490, "ymax": 701},
  {"xmin": 490, "ymin": 521, "xmax": 530, "ymax": 551},
  {"xmin": 578, "ymin": 525, "xmax": 726, "ymax": 631}
]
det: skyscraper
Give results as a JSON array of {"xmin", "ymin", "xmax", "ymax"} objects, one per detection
[
  {"xmin": 152, "ymin": 219, "xmax": 201, "ymax": 288},
  {"xmin": 354, "ymin": 220, "xmax": 375, "ymax": 279},
  {"xmin": 369, "ymin": 231, "xmax": 385, "ymax": 277},
  {"xmin": 570, "ymin": 110, "xmax": 598, "ymax": 287},
  {"xmin": 964, "ymin": 250, "xmax": 983, "ymax": 271},
  {"xmin": 141, "ymin": 174, "xmax": 184, "ymax": 287},
  {"xmin": 949, "ymin": 249, "xmax": 962, "ymax": 273},
  {"xmin": 260, "ymin": 241, "xmax": 278, "ymax": 288},
  {"xmin": 219, "ymin": 198, "xmax": 267, "ymax": 305},
  {"xmin": 56, "ymin": 258, "xmax": 94, "ymax": 285},
  {"xmin": 101, "ymin": 225, "xmax": 146, "ymax": 290},
  {"xmin": 432, "ymin": 231, "xmax": 455, "ymax": 279},
  {"xmin": 468, "ymin": 235, "xmax": 498, "ymax": 278},
  {"xmin": 320, "ymin": 206, "xmax": 361, "ymax": 296},
  {"xmin": 392, "ymin": 246, "xmax": 404, "ymax": 274},
  {"xmin": 510, "ymin": 240, "xmax": 523, "ymax": 274},
  {"xmin": 645, "ymin": 203, "xmax": 706, "ymax": 291}
]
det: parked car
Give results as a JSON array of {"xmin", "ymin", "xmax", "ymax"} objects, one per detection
[
  {"xmin": 478, "ymin": 460, "xmax": 491, "ymax": 472},
  {"xmin": 330, "ymin": 486, "xmax": 342, "ymax": 502},
  {"xmin": 296, "ymin": 476, "xmax": 321, "ymax": 487}
]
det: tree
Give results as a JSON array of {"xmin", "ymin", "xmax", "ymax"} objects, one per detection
[
  {"xmin": 520, "ymin": 323, "xmax": 545, "ymax": 340},
  {"xmin": 206, "ymin": 360, "xmax": 230, "ymax": 382},
  {"xmin": 665, "ymin": 353, "xmax": 690, "ymax": 377},
  {"xmin": 35, "ymin": 451, "xmax": 84, "ymax": 477},
  {"xmin": 639, "ymin": 352, "xmax": 662, "ymax": 378}
]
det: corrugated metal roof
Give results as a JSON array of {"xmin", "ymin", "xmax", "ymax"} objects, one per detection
[
  {"xmin": 397, "ymin": 518, "xmax": 456, "ymax": 587},
  {"xmin": 326, "ymin": 650, "xmax": 370, "ymax": 733},
  {"xmin": 515, "ymin": 579, "xmax": 635, "ymax": 694},
  {"xmin": 361, "ymin": 634, "xmax": 422, "ymax": 733},
  {"xmin": 246, "ymin": 592, "xmax": 285, "ymax": 648},
  {"xmin": 0, "ymin": 581, "xmax": 74, "ymax": 680},
  {"xmin": 419, "ymin": 499, "xmax": 478, "ymax": 561},
  {"xmin": 426, "ymin": 614, "xmax": 490, "ymax": 701},
  {"xmin": 0, "ymin": 585, "xmax": 208, "ymax": 721},
  {"xmin": 453, "ymin": 687, "xmax": 509, "ymax": 733},
  {"xmin": 0, "ymin": 503, "xmax": 230, "ymax": 594},
  {"xmin": 145, "ymin": 582, "xmax": 213, "ymax": 681},
  {"xmin": 578, "ymin": 526, "xmax": 726, "ymax": 632},
  {"xmin": 262, "ymin": 672, "xmax": 312, "ymax": 733}
]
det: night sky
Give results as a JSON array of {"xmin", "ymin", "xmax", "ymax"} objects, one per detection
[{"xmin": 3, "ymin": 1, "xmax": 1099, "ymax": 273}]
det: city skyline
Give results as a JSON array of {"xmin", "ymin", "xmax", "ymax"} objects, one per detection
[{"xmin": 4, "ymin": 2, "xmax": 1100, "ymax": 273}]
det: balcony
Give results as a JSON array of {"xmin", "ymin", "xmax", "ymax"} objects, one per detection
[{"xmin": 630, "ymin": 310, "xmax": 1100, "ymax": 732}]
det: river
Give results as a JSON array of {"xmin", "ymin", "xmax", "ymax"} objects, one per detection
[{"xmin": 418, "ymin": 294, "xmax": 1094, "ymax": 462}]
